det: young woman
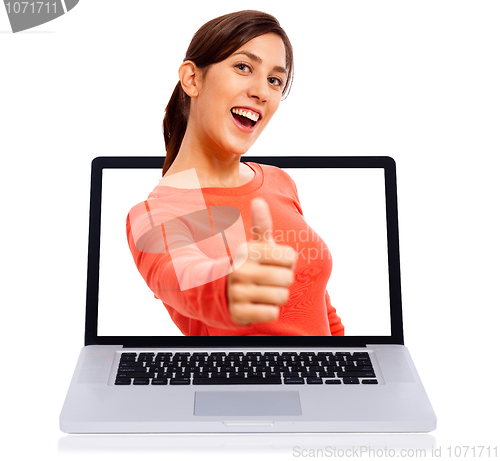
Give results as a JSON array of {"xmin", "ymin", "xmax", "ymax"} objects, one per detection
[{"xmin": 127, "ymin": 10, "xmax": 344, "ymax": 336}]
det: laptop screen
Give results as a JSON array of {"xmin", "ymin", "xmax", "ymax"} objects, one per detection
[{"xmin": 86, "ymin": 156, "xmax": 402, "ymax": 347}]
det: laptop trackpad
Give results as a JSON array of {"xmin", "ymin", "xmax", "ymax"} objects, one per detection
[{"xmin": 194, "ymin": 391, "xmax": 302, "ymax": 416}]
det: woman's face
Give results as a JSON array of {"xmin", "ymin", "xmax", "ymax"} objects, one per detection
[{"xmin": 189, "ymin": 33, "xmax": 287, "ymax": 157}]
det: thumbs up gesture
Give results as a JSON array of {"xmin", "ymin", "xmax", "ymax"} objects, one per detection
[{"xmin": 227, "ymin": 198, "xmax": 298, "ymax": 325}]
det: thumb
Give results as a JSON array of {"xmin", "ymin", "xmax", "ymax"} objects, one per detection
[{"xmin": 250, "ymin": 198, "xmax": 274, "ymax": 243}]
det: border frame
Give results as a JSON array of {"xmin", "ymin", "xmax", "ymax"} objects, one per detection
[{"xmin": 84, "ymin": 156, "xmax": 403, "ymax": 348}]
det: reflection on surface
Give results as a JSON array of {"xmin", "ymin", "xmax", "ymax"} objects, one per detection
[{"xmin": 59, "ymin": 433, "xmax": 436, "ymax": 453}]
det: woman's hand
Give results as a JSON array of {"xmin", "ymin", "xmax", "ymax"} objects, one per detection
[{"xmin": 227, "ymin": 198, "xmax": 297, "ymax": 325}]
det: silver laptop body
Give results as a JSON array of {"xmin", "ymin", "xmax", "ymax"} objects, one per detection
[{"xmin": 60, "ymin": 156, "xmax": 436, "ymax": 433}]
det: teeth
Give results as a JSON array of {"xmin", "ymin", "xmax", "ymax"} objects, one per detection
[{"xmin": 231, "ymin": 108, "xmax": 260, "ymax": 122}]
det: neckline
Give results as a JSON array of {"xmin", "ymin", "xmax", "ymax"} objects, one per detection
[
  {"xmin": 201, "ymin": 162, "xmax": 262, "ymax": 196},
  {"xmin": 153, "ymin": 162, "xmax": 263, "ymax": 197}
]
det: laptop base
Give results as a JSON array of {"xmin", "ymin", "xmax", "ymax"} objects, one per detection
[{"xmin": 60, "ymin": 345, "xmax": 436, "ymax": 433}]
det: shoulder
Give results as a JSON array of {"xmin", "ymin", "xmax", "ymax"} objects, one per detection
[
  {"xmin": 248, "ymin": 162, "xmax": 296, "ymax": 185},
  {"xmin": 247, "ymin": 162, "xmax": 301, "ymax": 205}
]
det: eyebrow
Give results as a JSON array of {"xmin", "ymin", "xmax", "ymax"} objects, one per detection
[{"xmin": 232, "ymin": 51, "xmax": 287, "ymax": 75}]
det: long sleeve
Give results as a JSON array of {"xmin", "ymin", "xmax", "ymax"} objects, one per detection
[{"xmin": 126, "ymin": 202, "xmax": 242, "ymax": 331}]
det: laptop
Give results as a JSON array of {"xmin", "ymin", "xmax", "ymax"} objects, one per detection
[{"xmin": 59, "ymin": 155, "xmax": 436, "ymax": 433}]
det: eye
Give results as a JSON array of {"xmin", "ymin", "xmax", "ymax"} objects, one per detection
[
  {"xmin": 268, "ymin": 76, "xmax": 284, "ymax": 88},
  {"xmin": 235, "ymin": 63, "xmax": 251, "ymax": 73}
]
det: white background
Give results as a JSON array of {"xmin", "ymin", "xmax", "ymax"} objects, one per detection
[{"xmin": 1, "ymin": 0, "xmax": 499, "ymax": 459}]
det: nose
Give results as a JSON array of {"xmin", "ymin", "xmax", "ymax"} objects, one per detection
[{"xmin": 248, "ymin": 76, "xmax": 269, "ymax": 102}]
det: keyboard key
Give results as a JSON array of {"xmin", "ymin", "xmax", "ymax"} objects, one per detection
[
  {"xmin": 117, "ymin": 363, "xmax": 137, "ymax": 369},
  {"xmin": 325, "ymin": 379, "xmax": 342, "ymax": 385},
  {"xmin": 337, "ymin": 371, "xmax": 376, "ymax": 378},
  {"xmin": 274, "ymin": 365, "xmax": 288, "ymax": 372},
  {"xmin": 263, "ymin": 353, "xmax": 277, "ymax": 360},
  {"xmin": 306, "ymin": 377, "xmax": 323, "ymax": 384},
  {"xmin": 335, "ymin": 352, "xmax": 352, "ymax": 360},
  {"xmin": 133, "ymin": 378, "xmax": 150, "ymax": 385},
  {"xmin": 151, "ymin": 378, "xmax": 168, "ymax": 385},
  {"xmin": 175, "ymin": 372, "xmax": 191, "ymax": 378},
  {"xmin": 228, "ymin": 372, "xmax": 245, "ymax": 378},
  {"xmin": 344, "ymin": 366, "xmax": 374, "ymax": 371},
  {"xmin": 193, "ymin": 376, "xmax": 281, "ymax": 385},
  {"xmin": 117, "ymin": 372, "xmax": 154, "ymax": 379},
  {"xmin": 185, "ymin": 366, "xmax": 201, "ymax": 373},
  {"xmin": 138, "ymin": 354, "xmax": 154, "ymax": 362},
  {"xmin": 246, "ymin": 372, "xmax": 264, "ymax": 378},
  {"xmin": 191, "ymin": 352, "xmax": 208, "ymax": 360},
  {"xmin": 118, "ymin": 367, "xmax": 145, "ymax": 373},
  {"xmin": 343, "ymin": 378, "xmax": 360, "ymax": 384},
  {"xmin": 301, "ymin": 371, "xmax": 317, "ymax": 377},
  {"xmin": 318, "ymin": 370, "xmax": 336, "ymax": 377},
  {"xmin": 119, "ymin": 358, "xmax": 137, "ymax": 364},
  {"xmin": 192, "ymin": 372, "xmax": 209, "ymax": 378},
  {"xmin": 266, "ymin": 372, "xmax": 281, "ymax": 378},
  {"xmin": 309, "ymin": 366, "xmax": 324, "ymax": 372},
  {"xmin": 170, "ymin": 378, "xmax": 191, "ymax": 385},
  {"xmin": 284, "ymin": 377, "xmax": 304, "ymax": 385},
  {"xmin": 114, "ymin": 378, "xmax": 131, "ymax": 385},
  {"xmin": 361, "ymin": 379, "xmax": 378, "ymax": 384},
  {"xmin": 212, "ymin": 372, "xmax": 227, "ymax": 378},
  {"xmin": 157, "ymin": 372, "xmax": 174, "ymax": 378},
  {"xmin": 317, "ymin": 352, "xmax": 334, "ymax": 359}
]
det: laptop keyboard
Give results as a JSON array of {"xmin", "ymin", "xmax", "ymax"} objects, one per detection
[{"xmin": 114, "ymin": 351, "xmax": 378, "ymax": 385}]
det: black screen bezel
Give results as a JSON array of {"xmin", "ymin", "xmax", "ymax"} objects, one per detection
[{"xmin": 84, "ymin": 156, "xmax": 404, "ymax": 347}]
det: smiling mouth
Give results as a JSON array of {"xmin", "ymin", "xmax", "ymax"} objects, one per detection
[{"xmin": 231, "ymin": 107, "xmax": 260, "ymax": 129}]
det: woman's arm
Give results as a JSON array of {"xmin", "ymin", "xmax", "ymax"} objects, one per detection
[
  {"xmin": 126, "ymin": 197, "xmax": 296, "ymax": 330},
  {"xmin": 126, "ymin": 201, "xmax": 240, "ymax": 330}
]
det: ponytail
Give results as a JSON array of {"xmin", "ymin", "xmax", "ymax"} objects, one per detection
[{"xmin": 162, "ymin": 81, "xmax": 189, "ymax": 176}]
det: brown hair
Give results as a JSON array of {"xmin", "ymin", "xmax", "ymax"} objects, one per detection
[{"xmin": 161, "ymin": 10, "xmax": 294, "ymax": 175}]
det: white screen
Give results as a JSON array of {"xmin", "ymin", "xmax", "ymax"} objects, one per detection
[{"xmin": 98, "ymin": 166, "xmax": 391, "ymax": 337}]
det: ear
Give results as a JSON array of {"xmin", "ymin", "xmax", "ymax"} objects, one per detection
[{"xmin": 178, "ymin": 61, "xmax": 201, "ymax": 98}]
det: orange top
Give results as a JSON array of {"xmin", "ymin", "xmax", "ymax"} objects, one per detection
[{"xmin": 126, "ymin": 162, "xmax": 344, "ymax": 336}]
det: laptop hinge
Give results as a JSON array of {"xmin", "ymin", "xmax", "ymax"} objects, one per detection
[{"xmin": 119, "ymin": 343, "xmax": 370, "ymax": 349}]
